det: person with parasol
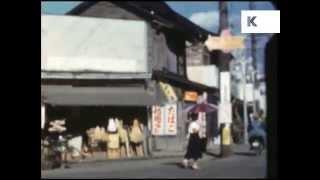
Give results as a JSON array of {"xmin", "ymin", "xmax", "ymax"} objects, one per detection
[{"xmin": 182, "ymin": 98, "xmax": 218, "ymax": 170}]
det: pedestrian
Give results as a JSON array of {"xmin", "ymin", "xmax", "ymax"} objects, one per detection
[
  {"xmin": 248, "ymin": 114, "xmax": 266, "ymax": 148},
  {"xmin": 182, "ymin": 113, "xmax": 202, "ymax": 170}
]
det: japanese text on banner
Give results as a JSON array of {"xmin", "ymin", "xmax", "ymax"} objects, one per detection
[
  {"xmin": 165, "ymin": 104, "xmax": 177, "ymax": 135},
  {"xmin": 152, "ymin": 105, "xmax": 165, "ymax": 135}
]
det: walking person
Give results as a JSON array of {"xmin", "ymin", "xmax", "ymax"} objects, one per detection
[{"xmin": 182, "ymin": 113, "xmax": 203, "ymax": 170}]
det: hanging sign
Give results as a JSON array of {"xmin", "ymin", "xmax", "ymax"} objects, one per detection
[
  {"xmin": 48, "ymin": 119, "xmax": 67, "ymax": 132},
  {"xmin": 184, "ymin": 91, "xmax": 198, "ymax": 102},
  {"xmin": 205, "ymin": 29, "xmax": 245, "ymax": 53},
  {"xmin": 159, "ymin": 82, "xmax": 178, "ymax": 102}
]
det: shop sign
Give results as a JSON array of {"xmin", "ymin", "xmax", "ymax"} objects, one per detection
[
  {"xmin": 159, "ymin": 82, "xmax": 178, "ymax": 102},
  {"xmin": 205, "ymin": 29, "xmax": 245, "ymax": 53},
  {"xmin": 152, "ymin": 104, "xmax": 177, "ymax": 136},
  {"xmin": 48, "ymin": 119, "xmax": 67, "ymax": 132},
  {"xmin": 152, "ymin": 105, "xmax": 165, "ymax": 135},
  {"xmin": 184, "ymin": 91, "xmax": 198, "ymax": 102},
  {"xmin": 164, "ymin": 104, "xmax": 177, "ymax": 135}
]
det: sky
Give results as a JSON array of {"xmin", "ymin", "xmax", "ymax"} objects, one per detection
[
  {"xmin": 41, "ymin": 1, "xmax": 82, "ymax": 14},
  {"xmin": 41, "ymin": 1, "xmax": 276, "ymax": 76}
]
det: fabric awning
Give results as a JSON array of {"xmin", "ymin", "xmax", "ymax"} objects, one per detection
[
  {"xmin": 41, "ymin": 85, "xmax": 158, "ymax": 106},
  {"xmin": 152, "ymin": 70, "xmax": 219, "ymax": 94}
]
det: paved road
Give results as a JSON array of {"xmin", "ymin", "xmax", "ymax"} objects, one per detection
[{"xmin": 42, "ymin": 151, "xmax": 266, "ymax": 179}]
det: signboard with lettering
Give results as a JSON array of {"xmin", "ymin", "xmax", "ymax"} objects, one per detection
[
  {"xmin": 159, "ymin": 82, "xmax": 178, "ymax": 102},
  {"xmin": 164, "ymin": 104, "xmax": 177, "ymax": 135},
  {"xmin": 152, "ymin": 104, "xmax": 178, "ymax": 136},
  {"xmin": 204, "ymin": 29, "xmax": 244, "ymax": 53},
  {"xmin": 184, "ymin": 91, "xmax": 198, "ymax": 102},
  {"xmin": 152, "ymin": 105, "xmax": 165, "ymax": 136},
  {"xmin": 48, "ymin": 119, "xmax": 67, "ymax": 132}
]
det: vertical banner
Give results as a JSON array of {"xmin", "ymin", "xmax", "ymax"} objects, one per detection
[
  {"xmin": 164, "ymin": 104, "xmax": 177, "ymax": 135},
  {"xmin": 219, "ymin": 72, "xmax": 232, "ymax": 126},
  {"xmin": 220, "ymin": 72, "xmax": 231, "ymax": 103},
  {"xmin": 41, "ymin": 104, "xmax": 45, "ymax": 129},
  {"xmin": 218, "ymin": 102, "xmax": 232, "ymax": 124},
  {"xmin": 152, "ymin": 105, "xmax": 165, "ymax": 135}
]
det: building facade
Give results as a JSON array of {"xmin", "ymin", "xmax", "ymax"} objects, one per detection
[{"xmin": 41, "ymin": 1, "xmax": 219, "ymax": 156}]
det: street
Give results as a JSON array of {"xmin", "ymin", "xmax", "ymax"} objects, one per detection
[{"xmin": 41, "ymin": 151, "xmax": 266, "ymax": 179}]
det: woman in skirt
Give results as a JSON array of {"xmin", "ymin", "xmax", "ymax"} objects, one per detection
[{"xmin": 182, "ymin": 114, "xmax": 202, "ymax": 170}]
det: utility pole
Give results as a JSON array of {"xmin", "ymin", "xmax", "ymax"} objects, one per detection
[
  {"xmin": 218, "ymin": 1, "xmax": 233, "ymax": 157},
  {"xmin": 219, "ymin": 1, "xmax": 229, "ymax": 31},
  {"xmin": 206, "ymin": 1, "xmax": 244, "ymax": 157}
]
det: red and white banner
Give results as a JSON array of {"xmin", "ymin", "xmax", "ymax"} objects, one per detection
[
  {"xmin": 164, "ymin": 104, "xmax": 177, "ymax": 135},
  {"xmin": 152, "ymin": 104, "xmax": 177, "ymax": 136},
  {"xmin": 152, "ymin": 105, "xmax": 165, "ymax": 136}
]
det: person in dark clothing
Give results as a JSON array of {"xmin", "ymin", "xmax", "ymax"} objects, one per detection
[{"xmin": 182, "ymin": 114, "xmax": 202, "ymax": 170}]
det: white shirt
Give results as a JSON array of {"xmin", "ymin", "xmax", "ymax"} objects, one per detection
[{"xmin": 188, "ymin": 121, "xmax": 200, "ymax": 134}]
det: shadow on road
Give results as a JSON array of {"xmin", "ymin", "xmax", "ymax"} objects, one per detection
[
  {"xmin": 205, "ymin": 151, "xmax": 221, "ymax": 158},
  {"xmin": 162, "ymin": 162, "xmax": 186, "ymax": 169},
  {"xmin": 234, "ymin": 152, "xmax": 257, "ymax": 156}
]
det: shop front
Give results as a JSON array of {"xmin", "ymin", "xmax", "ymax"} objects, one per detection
[
  {"xmin": 152, "ymin": 70, "xmax": 219, "ymax": 152},
  {"xmin": 41, "ymin": 82, "xmax": 158, "ymax": 159},
  {"xmin": 41, "ymin": 73, "xmax": 218, "ymax": 161},
  {"xmin": 41, "ymin": 8, "xmax": 219, "ymax": 162},
  {"xmin": 41, "ymin": 77, "xmax": 190, "ymax": 160}
]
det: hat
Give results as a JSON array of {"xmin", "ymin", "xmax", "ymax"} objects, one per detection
[{"xmin": 107, "ymin": 118, "xmax": 117, "ymax": 132}]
